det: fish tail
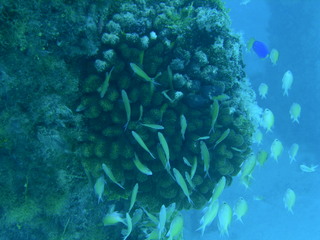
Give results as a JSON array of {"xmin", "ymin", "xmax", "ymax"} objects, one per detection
[
  {"xmin": 123, "ymin": 121, "xmax": 129, "ymax": 131},
  {"xmin": 149, "ymin": 151, "xmax": 156, "ymax": 159},
  {"xmin": 117, "ymin": 183, "xmax": 125, "ymax": 190},
  {"xmin": 187, "ymin": 196, "xmax": 194, "ymax": 206}
]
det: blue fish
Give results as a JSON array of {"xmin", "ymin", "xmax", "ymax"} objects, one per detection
[{"xmin": 247, "ymin": 38, "xmax": 269, "ymax": 58}]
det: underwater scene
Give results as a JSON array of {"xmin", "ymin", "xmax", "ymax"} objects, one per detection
[{"xmin": 0, "ymin": 0, "xmax": 319, "ymax": 239}]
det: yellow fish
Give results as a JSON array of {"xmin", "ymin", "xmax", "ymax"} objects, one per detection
[
  {"xmin": 157, "ymin": 144, "xmax": 171, "ymax": 172},
  {"xmin": 289, "ymin": 102, "xmax": 301, "ymax": 123},
  {"xmin": 258, "ymin": 83, "xmax": 268, "ymax": 99},
  {"xmin": 213, "ymin": 128, "xmax": 230, "ymax": 149},
  {"xmin": 262, "ymin": 108, "xmax": 274, "ymax": 132},
  {"xmin": 166, "ymin": 214, "xmax": 184, "ymax": 240},
  {"xmin": 130, "ymin": 63, "xmax": 161, "ymax": 84},
  {"xmin": 197, "ymin": 200, "xmax": 219, "ymax": 236},
  {"xmin": 97, "ymin": 66, "xmax": 114, "ymax": 98},
  {"xmin": 269, "ymin": 48, "xmax": 279, "ymax": 65},
  {"xmin": 173, "ymin": 168, "xmax": 193, "ymax": 205},
  {"xmin": 270, "ymin": 139, "xmax": 283, "ymax": 162},
  {"xmin": 190, "ymin": 156, "xmax": 198, "ymax": 179},
  {"xmin": 123, "ymin": 213, "xmax": 132, "ymax": 240},
  {"xmin": 102, "ymin": 163, "xmax": 125, "ymax": 189},
  {"xmin": 129, "ymin": 183, "xmax": 139, "ymax": 213},
  {"xmin": 180, "ymin": 114, "xmax": 187, "ymax": 140},
  {"xmin": 240, "ymin": 153, "xmax": 256, "ymax": 180},
  {"xmin": 140, "ymin": 123, "xmax": 164, "ymax": 130},
  {"xmin": 233, "ymin": 197, "xmax": 248, "ymax": 223},
  {"xmin": 131, "ymin": 131, "xmax": 155, "ymax": 159},
  {"xmin": 253, "ymin": 129, "xmax": 263, "ymax": 145},
  {"xmin": 200, "ymin": 141, "xmax": 210, "ymax": 177},
  {"xmin": 300, "ymin": 164, "xmax": 318, "ymax": 173},
  {"xmin": 288, "ymin": 143, "xmax": 299, "ymax": 163},
  {"xmin": 211, "ymin": 176, "xmax": 226, "ymax": 202},
  {"xmin": 218, "ymin": 202, "xmax": 233, "ymax": 236},
  {"xmin": 158, "ymin": 132, "xmax": 170, "ymax": 163},
  {"xmin": 209, "ymin": 100, "xmax": 219, "ymax": 134},
  {"xmin": 121, "ymin": 89, "xmax": 131, "ymax": 131},
  {"xmin": 94, "ymin": 176, "xmax": 105, "ymax": 203},
  {"xmin": 158, "ymin": 205, "xmax": 166, "ymax": 238},
  {"xmin": 257, "ymin": 150, "xmax": 268, "ymax": 166},
  {"xmin": 133, "ymin": 153, "xmax": 153, "ymax": 175},
  {"xmin": 102, "ymin": 211, "xmax": 125, "ymax": 226},
  {"xmin": 283, "ymin": 188, "xmax": 296, "ymax": 214},
  {"xmin": 282, "ymin": 70, "xmax": 293, "ymax": 96}
]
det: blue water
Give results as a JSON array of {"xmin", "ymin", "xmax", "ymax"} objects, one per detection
[{"xmin": 184, "ymin": 1, "xmax": 320, "ymax": 239}]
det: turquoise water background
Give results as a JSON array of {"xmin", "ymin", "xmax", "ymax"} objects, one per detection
[{"xmin": 184, "ymin": 1, "xmax": 320, "ymax": 239}]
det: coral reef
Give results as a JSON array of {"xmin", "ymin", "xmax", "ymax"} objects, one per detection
[{"xmin": 0, "ymin": 0, "xmax": 259, "ymax": 239}]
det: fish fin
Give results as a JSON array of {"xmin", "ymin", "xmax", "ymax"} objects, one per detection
[
  {"xmin": 117, "ymin": 183, "xmax": 125, "ymax": 190},
  {"xmin": 123, "ymin": 121, "xmax": 129, "ymax": 131}
]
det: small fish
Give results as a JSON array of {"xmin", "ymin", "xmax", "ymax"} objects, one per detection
[
  {"xmin": 183, "ymin": 157, "xmax": 192, "ymax": 167},
  {"xmin": 133, "ymin": 153, "xmax": 153, "ymax": 175},
  {"xmin": 102, "ymin": 163, "xmax": 125, "ymax": 189},
  {"xmin": 234, "ymin": 197, "xmax": 248, "ymax": 223},
  {"xmin": 269, "ymin": 48, "xmax": 279, "ymax": 65},
  {"xmin": 195, "ymin": 136, "xmax": 210, "ymax": 141},
  {"xmin": 211, "ymin": 176, "xmax": 226, "ymax": 202},
  {"xmin": 282, "ymin": 70, "xmax": 293, "ymax": 96},
  {"xmin": 123, "ymin": 213, "xmax": 132, "ymax": 240},
  {"xmin": 142, "ymin": 207, "xmax": 159, "ymax": 225},
  {"xmin": 102, "ymin": 211, "xmax": 125, "ymax": 226},
  {"xmin": 129, "ymin": 183, "xmax": 139, "ymax": 213},
  {"xmin": 166, "ymin": 214, "xmax": 184, "ymax": 240},
  {"xmin": 94, "ymin": 176, "xmax": 105, "ymax": 203},
  {"xmin": 213, "ymin": 128, "xmax": 230, "ymax": 149},
  {"xmin": 197, "ymin": 200, "xmax": 219, "ymax": 236},
  {"xmin": 258, "ymin": 83, "xmax": 268, "ymax": 99},
  {"xmin": 121, "ymin": 89, "xmax": 131, "ymax": 130},
  {"xmin": 240, "ymin": 0, "xmax": 251, "ymax": 5},
  {"xmin": 209, "ymin": 100, "xmax": 219, "ymax": 134},
  {"xmin": 140, "ymin": 123, "xmax": 164, "ymax": 130},
  {"xmin": 248, "ymin": 38, "xmax": 269, "ymax": 58},
  {"xmin": 158, "ymin": 205, "xmax": 166, "ymax": 238},
  {"xmin": 283, "ymin": 188, "xmax": 296, "ymax": 214},
  {"xmin": 190, "ymin": 156, "xmax": 198, "ymax": 179},
  {"xmin": 253, "ymin": 195, "xmax": 265, "ymax": 201},
  {"xmin": 240, "ymin": 153, "xmax": 256, "ymax": 180},
  {"xmin": 138, "ymin": 105, "xmax": 143, "ymax": 121},
  {"xmin": 173, "ymin": 168, "xmax": 193, "ymax": 205},
  {"xmin": 157, "ymin": 144, "xmax": 170, "ymax": 171},
  {"xmin": 185, "ymin": 171, "xmax": 196, "ymax": 190},
  {"xmin": 180, "ymin": 114, "xmax": 187, "ymax": 140},
  {"xmin": 289, "ymin": 103, "xmax": 301, "ymax": 123},
  {"xmin": 262, "ymin": 108, "xmax": 274, "ymax": 132},
  {"xmin": 288, "ymin": 143, "xmax": 299, "ymax": 163},
  {"xmin": 218, "ymin": 202, "xmax": 233, "ymax": 236},
  {"xmin": 159, "ymin": 103, "xmax": 168, "ymax": 122},
  {"xmin": 300, "ymin": 164, "xmax": 318, "ymax": 173},
  {"xmin": 145, "ymin": 229, "xmax": 160, "ymax": 240},
  {"xmin": 212, "ymin": 94, "xmax": 230, "ymax": 102},
  {"xmin": 252, "ymin": 129, "xmax": 263, "ymax": 145},
  {"xmin": 98, "ymin": 66, "xmax": 114, "ymax": 98},
  {"xmin": 130, "ymin": 62, "xmax": 161, "ymax": 84},
  {"xmin": 166, "ymin": 202, "xmax": 176, "ymax": 221},
  {"xmin": 200, "ymin": 141, "xmax": 210, "ymax": 178},
  {"xmin": 158, "ymin": 132, "xmax": 170, "ymax": 163},
  {"xmin": 132, "ymin": 131, "xmax": 155, "ymax": 159},
  {"xmin": 257, "ymin": 150, "xmax": 268, "ymax": 166},
  {"xmin": 131, "ymin": 208, "xmax": 143, "ymax": 226},
  {"xmin": 161, "ymin": 90, "xmax": 174, "ymax": 103},
  {"xmin": 270, "ymin": 139, "xmax": 283, "ymax": 162}
]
